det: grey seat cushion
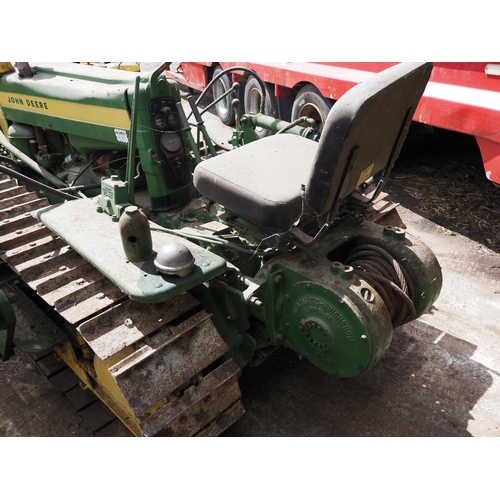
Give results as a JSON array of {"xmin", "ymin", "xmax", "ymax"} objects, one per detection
[{"xmin": 193, "ymin": 134, "xmax": 318, "ymax": 232}]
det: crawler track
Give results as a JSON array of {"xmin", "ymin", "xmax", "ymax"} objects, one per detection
[{"xmin": 0, "ymin": 172, "xmax": 244, "ymax": 436}]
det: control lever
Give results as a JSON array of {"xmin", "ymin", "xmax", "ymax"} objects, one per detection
[
  {"xmin": 186, "ymin": 96, "xmax": 217, "ymax": 157},
  {"xmin": 175, "ymin": 102, "xmax": 201, "ymax": 163}
]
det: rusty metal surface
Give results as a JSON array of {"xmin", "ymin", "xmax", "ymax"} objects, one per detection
[
  {"xmin": 14, "ymin": 244, "xmax": 74, "ymax": 276},
  {"xmin": 78, "ymin": 292, "xmax": 199, "ymax": 361},
  {"xmin": 54, "ymin": 279, "xmax": 126, "ymax": 324},
  {"xmin": 195, "ymin": 401, "xmax": 246, "ymax": 437},
  {"xmin": 0, "ymin": 191, "xmax": 38, "ymax": 208},
  {"xmin": 110, "ymin": 313, "xmax": 229, "ymax": 416},
  {"xmin": 38, "ymin": 265, "xmax": 103, "ymax": 305},
  {"xmin": 0, "ymin": 222, "xmax": 52, "ymax": 251},
  {"xmin": 35, "ymin": 261, "xmax": 96, "ymax": 297},
  {"xmin": 0, "ymin": 185, "xmax": 27, "ymax": 200},
  {"xmin": 1, "ymin": 233, "xmax": 64, "ymax": 266},
  {"xmin": 0, "ymin": 197, "xmax": 49, "ymax": 220},
  {"xmin": 0, "ymin": 195, "xmax": 126, "ymax": 325},
  {"xmin": 23, "ymin": 249, "xmax": 87, "ymax": 286},
  {"xmin": 0, "ymin": 171, "xmax": 245, "ymax": 436},
  {"xmin": 142, "ymin": 359, "xmax": 242, "ymax": 436},
  {"xmin": 0, "ymin": 177, "xmax": 17, "ymax": 192},
  {"xmin": 0, "ymin": 211, "xmax": 36, "ymax": 238}
]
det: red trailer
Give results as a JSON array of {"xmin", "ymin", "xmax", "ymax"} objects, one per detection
[{"xmin": 165, "ymin": 62, "xmax": 500, "ymax": 186}]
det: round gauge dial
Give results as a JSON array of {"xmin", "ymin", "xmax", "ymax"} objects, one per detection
[
  {"xmin": 160, "ymin": 132, "xmax": 182, "ymax": 152},
  {"xmin": 154, "ymin": 114, "xmax": 167, "ymax": 130},
  {"xmin": 167, "ymin": 112, "xmax": 178, "ymax": 126}
]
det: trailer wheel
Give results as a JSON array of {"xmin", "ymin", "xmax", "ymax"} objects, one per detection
[
  {"xmin": 212, "ymin": 65, "xmax": 236, "ymax": 126},
  {"xmin": 291, "ymin": 84, "xmax": 332, "ymax": 133},
  {"xmin": 243, "ymin": 76, "xmax": 278, "ymax": 139}
]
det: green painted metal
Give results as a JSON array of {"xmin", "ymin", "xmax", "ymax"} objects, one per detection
[
  {"xmin": 126, "ymin": 76, "xmax": 141, "ymax": 204},
  {"xmin": 0, "ymin": 63, "xmax": 193, "ymax": 209},
  {"xmin": 240, "ymin": 213, "xmax": 442, "ymax": 376},
  {"xmin": 254, "ymin": 256, "xmax": 393, "ymax": 377},
  {"xmin": 119, "ymin": 205, "xmax": 154, "ymax": 262},
  {"xmin": 186, "ymin": 96, "xmax": 218, "ymax": 158},
  {"xmin": 231, "ymin": 113, "xmax": 320, "ymax": 147},
  {"xmin": 38, "ymin": 197, "xmax": 227, "ymax": 304},
  {"xmin": 0, "ymin": 127, "xmax": 67, "ymax": 188},
  {"xmin": 96, "ymin": 175, "xmax": 131, "ymax": 221},
  {"xmin": 0, "ymin": 62, "xmax": 442, "ymax": 380},
  {"xmin": 6, "ymin": 122, "xmax": 34, "ymax": 157},
  {"xmin": 0, "ymin": 67, "xmax": 133, "ymax": 144}
]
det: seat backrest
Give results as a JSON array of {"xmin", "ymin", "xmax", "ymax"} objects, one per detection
[{"xmin": 304, "ymin": 62, "xmax": 433, "ymax": 223}]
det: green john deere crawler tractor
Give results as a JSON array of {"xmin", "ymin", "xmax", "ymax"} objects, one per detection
[{"xmin": 0, "ymin": 61, "xmax": 441, "ymax": 436}]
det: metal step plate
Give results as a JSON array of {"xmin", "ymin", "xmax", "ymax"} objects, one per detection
[{"xmin": 37, "ymin": 197, "xmax": 227, "ymax": 303}]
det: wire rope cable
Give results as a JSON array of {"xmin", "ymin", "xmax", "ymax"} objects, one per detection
[{"xmin": 344, "ymin": 244, "xmax": 416, "ymax": 328}]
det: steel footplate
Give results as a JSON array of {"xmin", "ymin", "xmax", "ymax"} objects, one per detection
[
  {"xmin": 36, "ymin": 197, "xmax": 228, "ymax": 303},
  {"xmin": 0, "ymin": 172, "xmax": 245, "ymax": 436}
]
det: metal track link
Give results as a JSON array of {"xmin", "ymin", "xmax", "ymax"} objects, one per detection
[
  {"xmin": 32, "ymin": 349, "xmax": 134, "ymax": 436},
  {"xmin": 0, "ymin": 172, "xmax": 244, "ymax": 436}
]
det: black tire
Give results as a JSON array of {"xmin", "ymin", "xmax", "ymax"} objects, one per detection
[
  {"xmin": 212, "ymin": 65, "xmax": 236, "ymax": 126},
  {"xmin": 291, "ymin": 84, "xmax": 332, "ymax": 133},
  {"xmin": 243, "ymin": 76, "xmax": 278, "ymax": 139}
]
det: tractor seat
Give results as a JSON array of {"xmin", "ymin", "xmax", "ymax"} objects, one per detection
[
  {"xmin": 193, "ymin": 62, "xmax": 433, "ymax": 234},
  {"xmin": 194, "ymin": 134, "xmax": 318, "ymax": 232}
]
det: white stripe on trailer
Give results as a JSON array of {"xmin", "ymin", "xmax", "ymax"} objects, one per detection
[
  {"xmin": 313, "ymin": 64, "xmax": 500, "ymax": 114},
  {"xmin": 424, "ymin": 81, "xmax": 500, "ymax": 113}
]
